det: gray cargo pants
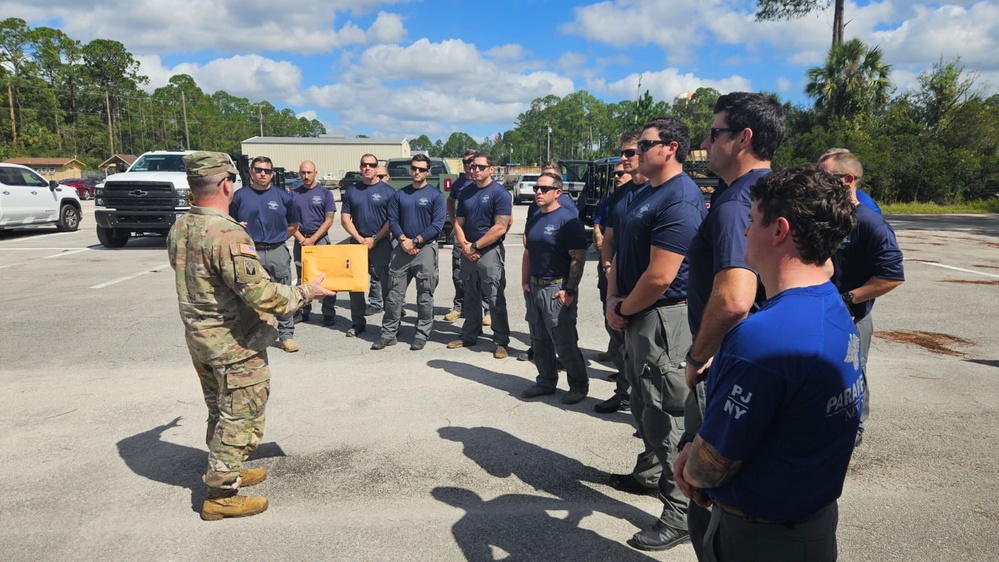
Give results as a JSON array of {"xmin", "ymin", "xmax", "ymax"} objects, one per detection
[
  {"xmin": 381, "ymin": 243, "xmax": 439, "ymax": 343},
  {"xmin": 525, "ymin": 283, "xmax": 589, "ymax": 392},
  {"xmin": 257, "ymin": 244, "xmax": 294, "ymax": 341},
  {"xmin": 347, "ymin": 237, "xmax": 392, "ymax": 330},
  {"xmin": 459, "ymin": 244, "xmax": 510, "ymax": 347},
  {"xmin": 624, "ymin": 303, "xmax": 691, "ymax": 531}
]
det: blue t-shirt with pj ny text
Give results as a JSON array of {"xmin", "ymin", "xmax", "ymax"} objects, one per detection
[
  {"xmin": 230, "ymin": 185, "xmax": 298, "ymax": 245},
  {"xmin": 524, "ymin": 205, "xmax": 588, "ymax": 279},
  {"xmin": 699, "ymin": 281, "xmax": 863, "ymax": 521},
  {"xmin": 341, "ymin": 181, "xmax": 396, "ymax": 237},
  {"xmin": 614, "ymin": 173, "xmax": 705, "ymax": 302},
  {"xmin": 456, "ymin": 180, "xmax": 512, "ymax": 246}
]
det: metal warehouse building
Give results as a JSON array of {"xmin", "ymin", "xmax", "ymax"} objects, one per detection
[{"xmin": 240, "ymin": 136, "xmax": 411, "ymax": 184}]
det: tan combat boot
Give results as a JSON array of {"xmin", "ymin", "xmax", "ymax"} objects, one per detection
[
  {"xmin": 239, "ymin": 468, "xmax": 267, "ymax": 487},
  {"xmin": 443, "ymin": 309, "xmax": 462, "ymax": 322},
  {"xmin": 201, "ymin": 494, "xmax": 269, "ymax": 521}
]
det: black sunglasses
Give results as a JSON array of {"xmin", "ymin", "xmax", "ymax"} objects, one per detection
[
  {"xmin": 251, "ymin": 166, "xmax": 274, "ymax": 175},
  {"xmin": 620, "ymin": 148, "xmax": 637, "ymax": 158},
  {"xmin": 411, "ymin": 165, "xmax": 429, "ymax": 173},
  {"xmin": 709, "ymin": 127, "xmax": 736, "ymax": 142},
  {"xmin": 533, "ymin": 185, "xmax": 558, "ymax": 193},
  {"xmin": 469, "ymin": 164, "xmax": 490, "ymax": 171},
  {"xmin": 360, "ymin": 162, "xmax": 378, "ymax": 169},
  {"xmin": 376, "ymin": 174, "xmax": 388, "ymax": 179},
  {"xmin": 613, "ymin": 171, "xmax": 625, "ymax": 178},
  {"xmin": 636, "ymin": 139, "xmax": 667, "ymax": 152}
]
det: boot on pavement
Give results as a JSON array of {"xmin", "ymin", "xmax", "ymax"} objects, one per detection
[
  {"xmin": 201, "ymin": 493, "xmax": 269, "ymax": 521},
  {"xmin": 239, "ymin": 468, "xmax": 267, "ymax": 487}
]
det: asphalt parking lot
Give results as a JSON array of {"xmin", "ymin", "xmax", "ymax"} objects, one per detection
[{"xmin": 1, "ymin": 201, "xmax": 997, "ymax": 561}]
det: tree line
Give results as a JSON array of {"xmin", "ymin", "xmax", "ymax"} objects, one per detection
[
  {"xmin": 3, "ymin": 16, "xmax": 996, "ymax": 203},
  {"xmin": 0, "ymin": 18, "xmax": 325, "ymax": 168}
]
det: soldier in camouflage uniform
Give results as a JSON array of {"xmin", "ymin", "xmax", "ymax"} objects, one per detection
[{"xmin": 168, "ymin": 152, "xmax": 336, "ymax": 521}]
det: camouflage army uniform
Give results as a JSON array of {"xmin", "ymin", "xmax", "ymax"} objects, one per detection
[{"xmin": 168, "ymin": 206, "xmax": 314, "ymax": 494}]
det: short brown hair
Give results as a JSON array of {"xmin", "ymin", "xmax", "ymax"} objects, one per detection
[
  {"xmin": 538, "ymin": 172, "xmax": 563, "ymax": 191},
  {"xmin": 250, "ymin": 156, "xmax": 273, "ymax": 168},
  {"xmin": 819, "ymin": 151, "xmax": 864, "ymax": 183},
  {"xmin": 619, "ymin": 131, "xmax": 639, "ymax": 146}
]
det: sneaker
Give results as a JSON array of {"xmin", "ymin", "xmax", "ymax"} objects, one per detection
[
  {"xmin": 239, "ymin": 468, "xmax": 267, "ymax": 487},
  {"xmin": 201, "ymin": 494, "xmax": 269, "ymax": 521},
  {"xmin": 346, "ymin": 326, "xmax": 366, "ymax": 337},
  {"xmin": 517, "ymin": 348, "xmax": 535, "ymax": 362},
  {"xmin": 520, "ymin": 385, "xmax": 556, "ymax": 399},
  {"xmin": 276, "ymin": 339, "xmax": 299, "ymax": 353},
  {"xmin": 560, "ymin": 389, "xmax": 587, "ymax": 404},
  {"xmin": 482, "ymin": 314, "xmax": 492, "ymax": 326},
  {"xmin": 594, "ymin": 394, "xmax": 629, "ymax": 414},
  {"xmin": 443, "ymin": 309, "xmax": 462, "ymax": 322},
  {"xmin": 447, "ymin": 338, "xmax": 476, "ymax": 349},
  {"xmin": 370, "ymin": 339, "xmax": 397, "ymax": 350},
  {"xmin": 410, "ymin": 339, "xmax": 427, "ymax": 351},
  {"xmin": 493, "ymin": 345, "xmax": 509, "ymax": 359}
]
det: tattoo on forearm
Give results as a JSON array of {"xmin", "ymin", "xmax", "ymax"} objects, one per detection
[
  {"xmin": 688, "ymin": 437, "xmax": 742, "ymax": 488},
  {"xmin": 566, "ymin": 249, "xmax": 586, "ymax": 292},
  {"xmin": 325, "ymin": 211, "xmax": 336, "ymax": 219},
  {"xmin": 494, "ymin": 215, "xmax": 511, "ymax": 227}
]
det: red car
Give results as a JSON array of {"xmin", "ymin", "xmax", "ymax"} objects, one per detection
[{"xmin": 59, "ymin": 178, "xmax": 98, "ymax": 200}]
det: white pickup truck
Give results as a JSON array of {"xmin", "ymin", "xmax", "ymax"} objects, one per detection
[
  {"xmin": 94, "ymin": 150, "xmax": 242, "ymax": 248},
  {"xmin": 0, "ymin": 163, "xmax": 82, "ymax": 232}
]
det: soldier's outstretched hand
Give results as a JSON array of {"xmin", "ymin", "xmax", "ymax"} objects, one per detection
[{"xmin": 307, "ymin": 274, "xmax": 338, "ymax": 298}]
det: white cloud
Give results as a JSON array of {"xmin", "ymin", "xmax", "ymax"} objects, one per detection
[
  {"xmin": 137, "ymin": 54, "xmax": 303, "ymax": 102},
  {"xmin": 485, "ymin": 44, "xmax": 530, "ymax": 61},
  {"xmin": 776, "ymin": 77, "xmax": 791, "ymax": 93},
  {"xmin": 587, "ymin": 68, "xmax": 753, "ymax": 102},
  {"xmin": 1, "ymin": 0, "xmax": 408, "ymax": 55}
]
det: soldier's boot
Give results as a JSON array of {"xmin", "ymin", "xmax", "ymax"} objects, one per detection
[
  {"xmin": 201, "ymin": 493, "xmax": 268, "ymax": 521},
  {"xmin": 239, "ymin": 468, "xmax": 267, "ymax": 487}
]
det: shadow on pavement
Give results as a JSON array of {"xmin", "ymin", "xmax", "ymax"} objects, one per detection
[
  {"xmin": 116, "ymin": 417, "xmax": 285, "ymax": 513},
  {"xmin": 437, "ymin": 426, "xmax": 656, "ymax": 560}
]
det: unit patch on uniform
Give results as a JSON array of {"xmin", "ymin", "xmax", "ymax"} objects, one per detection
[
  {"xmin": 312, "ymin": 195, "xmax": 322, "ymax": 205},
  {"xmin": 372, "ymin": 193, "xmax": 383, "ymax": 201},
  {"xmin": 635, "ymin": 204, "xmax": 651, "ymax": 219},
  {"xmin": 544, "ymin": 224, "xmax": 557, "ymax": 236},
  {"xmin": 268, "ymin": 201, "xmax": 279, "ymax": 210},
  {"xmin": 239, "ymin": 243, "xmax": 258, "ymax": 257},
  {"xmin": 419, "ymin": 197, "xmax": 429, "ymax": 206}
]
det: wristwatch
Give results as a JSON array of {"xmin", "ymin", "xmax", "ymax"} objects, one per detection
[
  {"xmin": 372, "ymin": 234, "xmax": 379, "ymax": 242},
  {"xmin": 471, "ymin": 241, "xmax": 479, "ymax": 252},
  {"xmin": 565, "ymin": 287, "xmax": 578, "ymax": 297},
  {"xmin": 842, "ymin": 292, "xmax": 854, "ymax": 304}
]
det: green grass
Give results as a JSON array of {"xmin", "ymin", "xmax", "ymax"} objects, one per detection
[{"xmin": 882, "ymin": 199, "xmax": 999, "ymax": 214}]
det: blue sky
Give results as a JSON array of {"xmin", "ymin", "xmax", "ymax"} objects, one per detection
[{"xmin": 5, "ymin": 1, "xmax": 997, "ymax": 141}]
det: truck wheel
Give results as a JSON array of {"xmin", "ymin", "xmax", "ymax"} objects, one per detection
[
  {"xmin": 97, "ymin": 226, "xmax": 130, "ymax": 248},
  {"xmin": 81, "ymin": 189, "xmax": 92, "ymax": 201},
  {"xmin": 57, "ymin": 204, "xmax": 81, "ymax": 232}
]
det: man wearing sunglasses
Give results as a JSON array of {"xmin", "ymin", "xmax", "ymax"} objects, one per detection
[
  {"xmin": 444, "ymin": 149, "xmax": 487, "ymax": 324},
  {"xmin": 605, "ymin": 118, "xmax": 706, "ymax": 552},
  {"xmin": 230, "ymin": 155, "xmax": 301, "ymax": 352},
  {"xmin": 672, "ymin": 92, "xmax": 784, "ymax": 559},
  {"xmin": 447, "ymin": 153, "xmax": 513, "ymax": 359},
  {"xmin": 519, "ymin": 172, "xmax": 589, "ymax": 403},
  {"xmin": 373, "ymin": 154, "xmax": 447, "ymax": 351},
  {"xmin": 341, "ymin": 154, "xmax": 396, "ymax": 337},
  {"xmin": 291, "ymin": 160, "xmax": 338, "ymax": 327}
]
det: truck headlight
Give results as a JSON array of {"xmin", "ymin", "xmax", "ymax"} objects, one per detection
[
  {"xmin": 176, "ymin": 188, "xmax": 192, "ymax": 206},
  {"xmin": 95, "ymin": 186, "xmax": 104, "ymax": 207}
]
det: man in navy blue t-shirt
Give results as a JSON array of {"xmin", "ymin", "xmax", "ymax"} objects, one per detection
[
  {"xmin": 684, "ymin": 165, "xmax": 862, "ymax": 562},
  {"xmin": 291, "ymin": 160, "xmax": 338, "ymax": 326},
  {"xmin": 605, "ymin": 118, "xmax": 706, "ymax": 552},
  {"xmin": 443, "ymin": 150, "xmax": 484, "ymax": 322},
  {"xmin": 447, "ymin": 153, "xmax": 513, "ymax": 359},
  {"xmin": 519, "ymin": 173, "xmax": 590, "ymax": 403},
  {"xmin": 820, "ymin": 151, "xmax": 904, "ymax": 445},
  {"xmin": 230, "ymin": 155, "xmax": 300, "ymax": 352},
  {"xmin": 673, "ymin": 92, "xmax": 784, "ymax": 559},
  {"xmin": 340, "ymin": 153, "xmax": 396, "ymax": 337},
  {"xmin": 372, "ymin": 154, "xmax": 446, "ymax": 351},
  {"xmin": 819, "ymin": 147, "xmax": 882, "ymax": 215}
]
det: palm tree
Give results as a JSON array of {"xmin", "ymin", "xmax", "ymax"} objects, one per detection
[
  {"xmin": 805, "ymin": 38, "xmax": 893, "ymax": 121},
  {"xmin": 756, "ymin": 0, "xmax": 846, "ymax": 48}
]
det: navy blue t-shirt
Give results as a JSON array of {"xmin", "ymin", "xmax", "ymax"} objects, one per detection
[
  {"xmin": 389, "ymin": 184, "xmax": 447, "ymax": 243},
  {"xmin": 686, "ymin": 169, "xmax": 770, "ymax": 336},
  {"xmin": 608, "ymin": 180, "xmax": 650, "ymax": 231},
  {"xmin": 448, "ymin": 175, "xmax": 473, "ymax": 201},
  {"xmin": 524, "ymin": 205, "xmax": 588, "ymax": 279},
  {"xmin": 456, "ymin": 181, "xmax": 513, "ymax": 245},
  {"xmin": 615, "ymin": 173, "xmax": 705, "ymax": 301},
  {"xmin": 857, "ymin": 189, "xmax": 882, "ymax": 215},
  {"xmin": 230, "ymin": 186, "xmax": 299, "ymax": 245},
  {"xmin": 291, "ymin": 185, "xmax": 337, "ymax": 234},
  {"xmin": 527, "ymin": 193, "xmax": 577, "ymax": 222},
  {"xmin": 341, "ymin": 181, "xmax": 395, "ymax": 237},
  {"xmin": 593, "ymin": 195, "xmax": 612, "ymax": 230},
  {"xmin": 831, "ymin": 204, "xmax": 904, "ymax": 320},
  {"xmin": 699, "ymin": 281, "xmax": 863, "ymax": 520}
]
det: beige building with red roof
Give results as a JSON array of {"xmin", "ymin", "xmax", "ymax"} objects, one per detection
[{"xmin": 2, "ymin": 157, "xmax": 86, "ymax": 182}]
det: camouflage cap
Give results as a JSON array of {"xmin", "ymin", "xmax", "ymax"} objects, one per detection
[{"xmin": 183, "ymin": 151, "xmax": 237, "ymax": 177}]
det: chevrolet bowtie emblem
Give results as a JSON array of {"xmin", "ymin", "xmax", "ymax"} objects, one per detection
[{"xmin": 129, "ymin": 190, "xmax": 148, "ymax": 197}]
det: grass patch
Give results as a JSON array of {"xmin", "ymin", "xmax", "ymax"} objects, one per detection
[{"xmin": 882, "ymin": 199, "xmax": 999, "ymax": 214}]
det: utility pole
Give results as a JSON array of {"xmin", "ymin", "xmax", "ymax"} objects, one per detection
[
  {"xmin": 181, "ymin": 91, "xmax": 191, "ymax": 150},
  {"xmin": 258, "ymin": 104, "xmax": 264, "ymax": 136},
  {"xmin": 105, "ymin": 91, "xmax": 114, "ymax": 155},
  {"xmin": 6, "ymin": 80, "xmax": 16, "ymax": 146},
  {"xmin": 546, "ymin": 123, "xmax": 551, "ymax": 164}
]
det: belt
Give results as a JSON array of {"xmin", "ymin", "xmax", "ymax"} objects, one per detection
[
  {"xmin": 714, "ymin": 500, "xmax": 796, "ymax": 526},
  {"xmin": 636, "ymin": 298, "xmax": 686, "ymax": 314},
  {"xmin": 530, "ymin": 276, "xmax": 564, "ymax": 286},
  {"xmin": 254, "ymin": 241, "xmax": 285, "ymax": 251}
]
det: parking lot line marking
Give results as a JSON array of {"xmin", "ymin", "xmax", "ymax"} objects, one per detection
[
  {"xmin": 0, "ymin": 248, "xmax": 91, "ymax": 269},
  {"xmin": 910, "ymin": 260, "xmax": 999, "ymax": 279},
  {"xmin": 0, "ymin": 247, "xmax": 86, "ymax": 251},
  {"xmin": 90, "ymin": 264, "xmax": 170, "ymax": 289},
  {"xmin": 42, "ymin": 249, "xmax": 90, "ymax": 259}
]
